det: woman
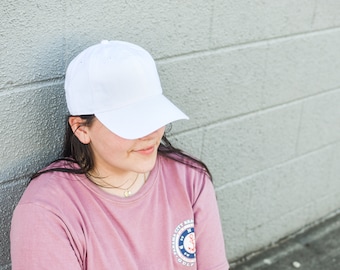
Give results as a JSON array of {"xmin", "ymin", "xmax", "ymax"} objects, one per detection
[{"xmin": 11, "ymin": 40, "xmax": 229, "ymax": 269}]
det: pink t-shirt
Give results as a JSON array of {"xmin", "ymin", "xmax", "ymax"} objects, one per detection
[{"xmin": 11, "ymin": 155, "xmax": 229, "ymax": 269}]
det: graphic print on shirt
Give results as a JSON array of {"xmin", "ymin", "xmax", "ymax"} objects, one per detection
[{"xmin": 172, "ymin": 219, "xmax": 196, "ymax": 267}]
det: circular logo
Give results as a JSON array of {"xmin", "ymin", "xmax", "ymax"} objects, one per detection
[{"xmin": 172, "ymin": 220, "xmax": 196, "ymax": 266}]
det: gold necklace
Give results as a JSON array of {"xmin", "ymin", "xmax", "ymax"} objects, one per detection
[
  {"xmin": 87, "ymin": 172, "xmax": 132, "ymax": 188},
  {"xmin": 122, "ymin": 173, "xmax": 140, "ymax": 197},
  {"xmin": 120, "ymin": 173, "xmax": 147, "ymax": 197},
  {"xmin": 89, "ymin": 173, "xmax": 146, "ymax": 198}
]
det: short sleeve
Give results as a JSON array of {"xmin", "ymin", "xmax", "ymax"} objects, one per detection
[
  {"xmin": 193, "ymin": 174, "xmax": 229, "ymax": 270},
  {"xmin": 11, "ymin": 203, "xmax": 83, "ymax": 270}
]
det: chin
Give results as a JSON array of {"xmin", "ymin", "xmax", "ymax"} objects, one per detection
[{"xmin": 136, "ymin": 155, "xmax": 158, "ymax": 173}]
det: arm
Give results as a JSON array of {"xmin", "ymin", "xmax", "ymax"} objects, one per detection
[
  {"xmin": 193, "ymin": 174, "xmax": 229, "ymax": 270},
  {"xmin": 11, "ymin": 203, "xmax": 83, "ymax": 270}
]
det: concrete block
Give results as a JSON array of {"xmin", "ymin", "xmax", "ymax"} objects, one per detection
[
  {"xmin": 0, "ymin": 1, "xmax": 65, "ymax": 88},
  {"xmin": 0, "ymin": 83, "xmax": 67, "ymax": 182},
  {"xmin": 262, "ymin": 30, "xmax": 340, "ymax": 107},
  {"xmin": 168, "ymin": 128, "xmax": 205, "ymax": 161},
  {"xmin": 312, "ymin": 0, "xmax": 340, "ymax": 29},
  {"xmin": 64, "ymin": 0, "xmax": 212, "ymax": 61},
  {"xmin": 216, "ymin": 180, "xmax": 253, "ymax": 259},
  {"xmin": 234, "ymin": 211, "xmax": 340, "ymax": 269},
  {"xmin": 297, "ymin": 89, "xmax": 340, "ymax": 154},
  {"xmin": 330, "ymin": 142, "xmax": 340, "ymax": 193},
  {"xmin": 244, "ymin": 205, "xmax": 316, "ymax": 258},
  {"xmin": 244, "ymin": 191, "xmax": 340, "ymax": 261},
  {"xmin": 157, "ymin": 45, "xmax": 267, "ymax": 133},
  {"xmin": 307, "ymin": 193, "xmax": 340, "ymax": 223},
  {"xmin": 210, "ymin": 0, "xmax": 314, "ymax": 47},
  {"xmin": 220, "ymin": 145, "xmax": 340, "ymax": 260},
  {"xmin": 0, "ymin": 178, "xmax": 29, "ymax": 267},
  {"xmin": 245, "ymin": 146, "xmax": 334, "ymax": 230},
  {"xmin": 201, "ymin": 103, "xmax": 301, "ymax": 186}
]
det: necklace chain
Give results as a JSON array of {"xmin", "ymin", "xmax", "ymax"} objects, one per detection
[{"xmin": 88, "ymin": 172, "xmax": 146, "ymax": 197}]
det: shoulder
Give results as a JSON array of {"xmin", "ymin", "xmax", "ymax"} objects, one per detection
[
  {"xmin": 157, "ymin": 153, "xmax": 210, "ymax": 181},
  {"xmin": 156, "ymin": 155, "xmax": 214, "ymax": 203},
  {"xmin": 18, "ymin": 160, "xmax": 83, "ymax": 208}
]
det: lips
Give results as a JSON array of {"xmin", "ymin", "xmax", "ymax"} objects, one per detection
[{"xmin": 134, "ymin": 145, "xmax": 155, "ymax": 155}]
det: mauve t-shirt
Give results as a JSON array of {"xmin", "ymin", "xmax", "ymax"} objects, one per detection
[{"xmin": 11, "ymin": 155, "xmax": 229, "ymax": 269}]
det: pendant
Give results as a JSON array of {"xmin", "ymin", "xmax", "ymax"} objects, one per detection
[{"xmin": 124, "ymin": 190, "xmax": 132, "ymax": 197}]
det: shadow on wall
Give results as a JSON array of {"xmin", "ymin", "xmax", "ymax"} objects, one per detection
[{"xmin": 0, "ymin": 39, "xmax": 68, "ymax": 269}]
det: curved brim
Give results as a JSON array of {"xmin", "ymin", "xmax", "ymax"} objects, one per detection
[{"xmin": 95, "ymin": 94, "xmax": 189, "ymax": 139}]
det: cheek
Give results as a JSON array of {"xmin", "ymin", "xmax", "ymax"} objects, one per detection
[
  {"xmin": 108, "ymin": 140, "xmax": 131, "ymax": 156},
  {"xmin": 156, "ymin": 127, "xmax": 166, "ymax": 140},
  {"xmin": 91, "ymin": 136, "xmax": 129, "ymax": 159}
]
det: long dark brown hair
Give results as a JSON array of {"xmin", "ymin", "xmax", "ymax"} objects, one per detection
[{"xmin": 32, "ymin": 115, "xmax": 212, "ymax": 181}]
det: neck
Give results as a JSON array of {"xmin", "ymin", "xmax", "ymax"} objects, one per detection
[{"xmin": 87, "ymin": 171, "xmax": 149, "ymax": 197}]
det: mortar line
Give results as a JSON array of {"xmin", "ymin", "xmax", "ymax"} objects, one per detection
[
  {"xmin": 215, "ymin": 142, "xmax": 339, "ymax": 191},
  {"xmin": 0, "ymin": 175, "xmax": 30, "ymax": 186},
  {"xmin": 0, "ymin": 76, "xmax": 65, "ymax": 96},
  {"xmin": 310, "ymin": 0, "xmax": 318, "ymax": 28},
  {"xmin": 294, "ymin": 100, "xmax": 305, "ymax": 157},
  {"xmin": 170, "ymin": 86, "xmax": 340, "ymax": 138},
  {"xmin": 157, "ymin": 26, "xmax": 340, "ymax": 63},
  {"xmin": 207, "ymin": 1, "xmax": 215, "ymax": 49}
]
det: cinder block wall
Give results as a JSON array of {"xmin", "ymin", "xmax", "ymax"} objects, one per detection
[{"xmin": 1, "ymin": 1, "xmax": 340, "ymax": 268}]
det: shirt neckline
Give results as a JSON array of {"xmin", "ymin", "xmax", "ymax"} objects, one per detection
[{"xmin": 75, "ymin": 156, "xmax": 160, "ymax": 204}]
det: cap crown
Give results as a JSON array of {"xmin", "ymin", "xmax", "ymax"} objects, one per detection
[{"xmin": 65, "ymin": 40, "xmax": 162, "ymax": 115}]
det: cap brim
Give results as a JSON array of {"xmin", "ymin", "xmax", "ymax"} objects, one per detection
[{"xmin": 95, "ymin": 94, "xmax": 189, "ymax": 139}]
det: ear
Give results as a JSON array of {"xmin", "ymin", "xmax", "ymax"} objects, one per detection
[{"xmin": 68, "ymin": 116, "xmax": 91, "ymax": 144}]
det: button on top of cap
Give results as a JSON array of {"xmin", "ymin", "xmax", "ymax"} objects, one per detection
[{"xmin": 101, "ymin": 40, "xmax": 109, "ymax": 44}]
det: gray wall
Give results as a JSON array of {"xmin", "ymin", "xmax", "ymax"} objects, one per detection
[{"xmin": 1, "ymin": 1, "xmax": 340, "ymax": 269}]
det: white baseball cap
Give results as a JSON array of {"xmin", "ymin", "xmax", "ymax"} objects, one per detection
[{"xmin": 65, "ymin": 40, "xmax": 188, "ymax": 139}]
